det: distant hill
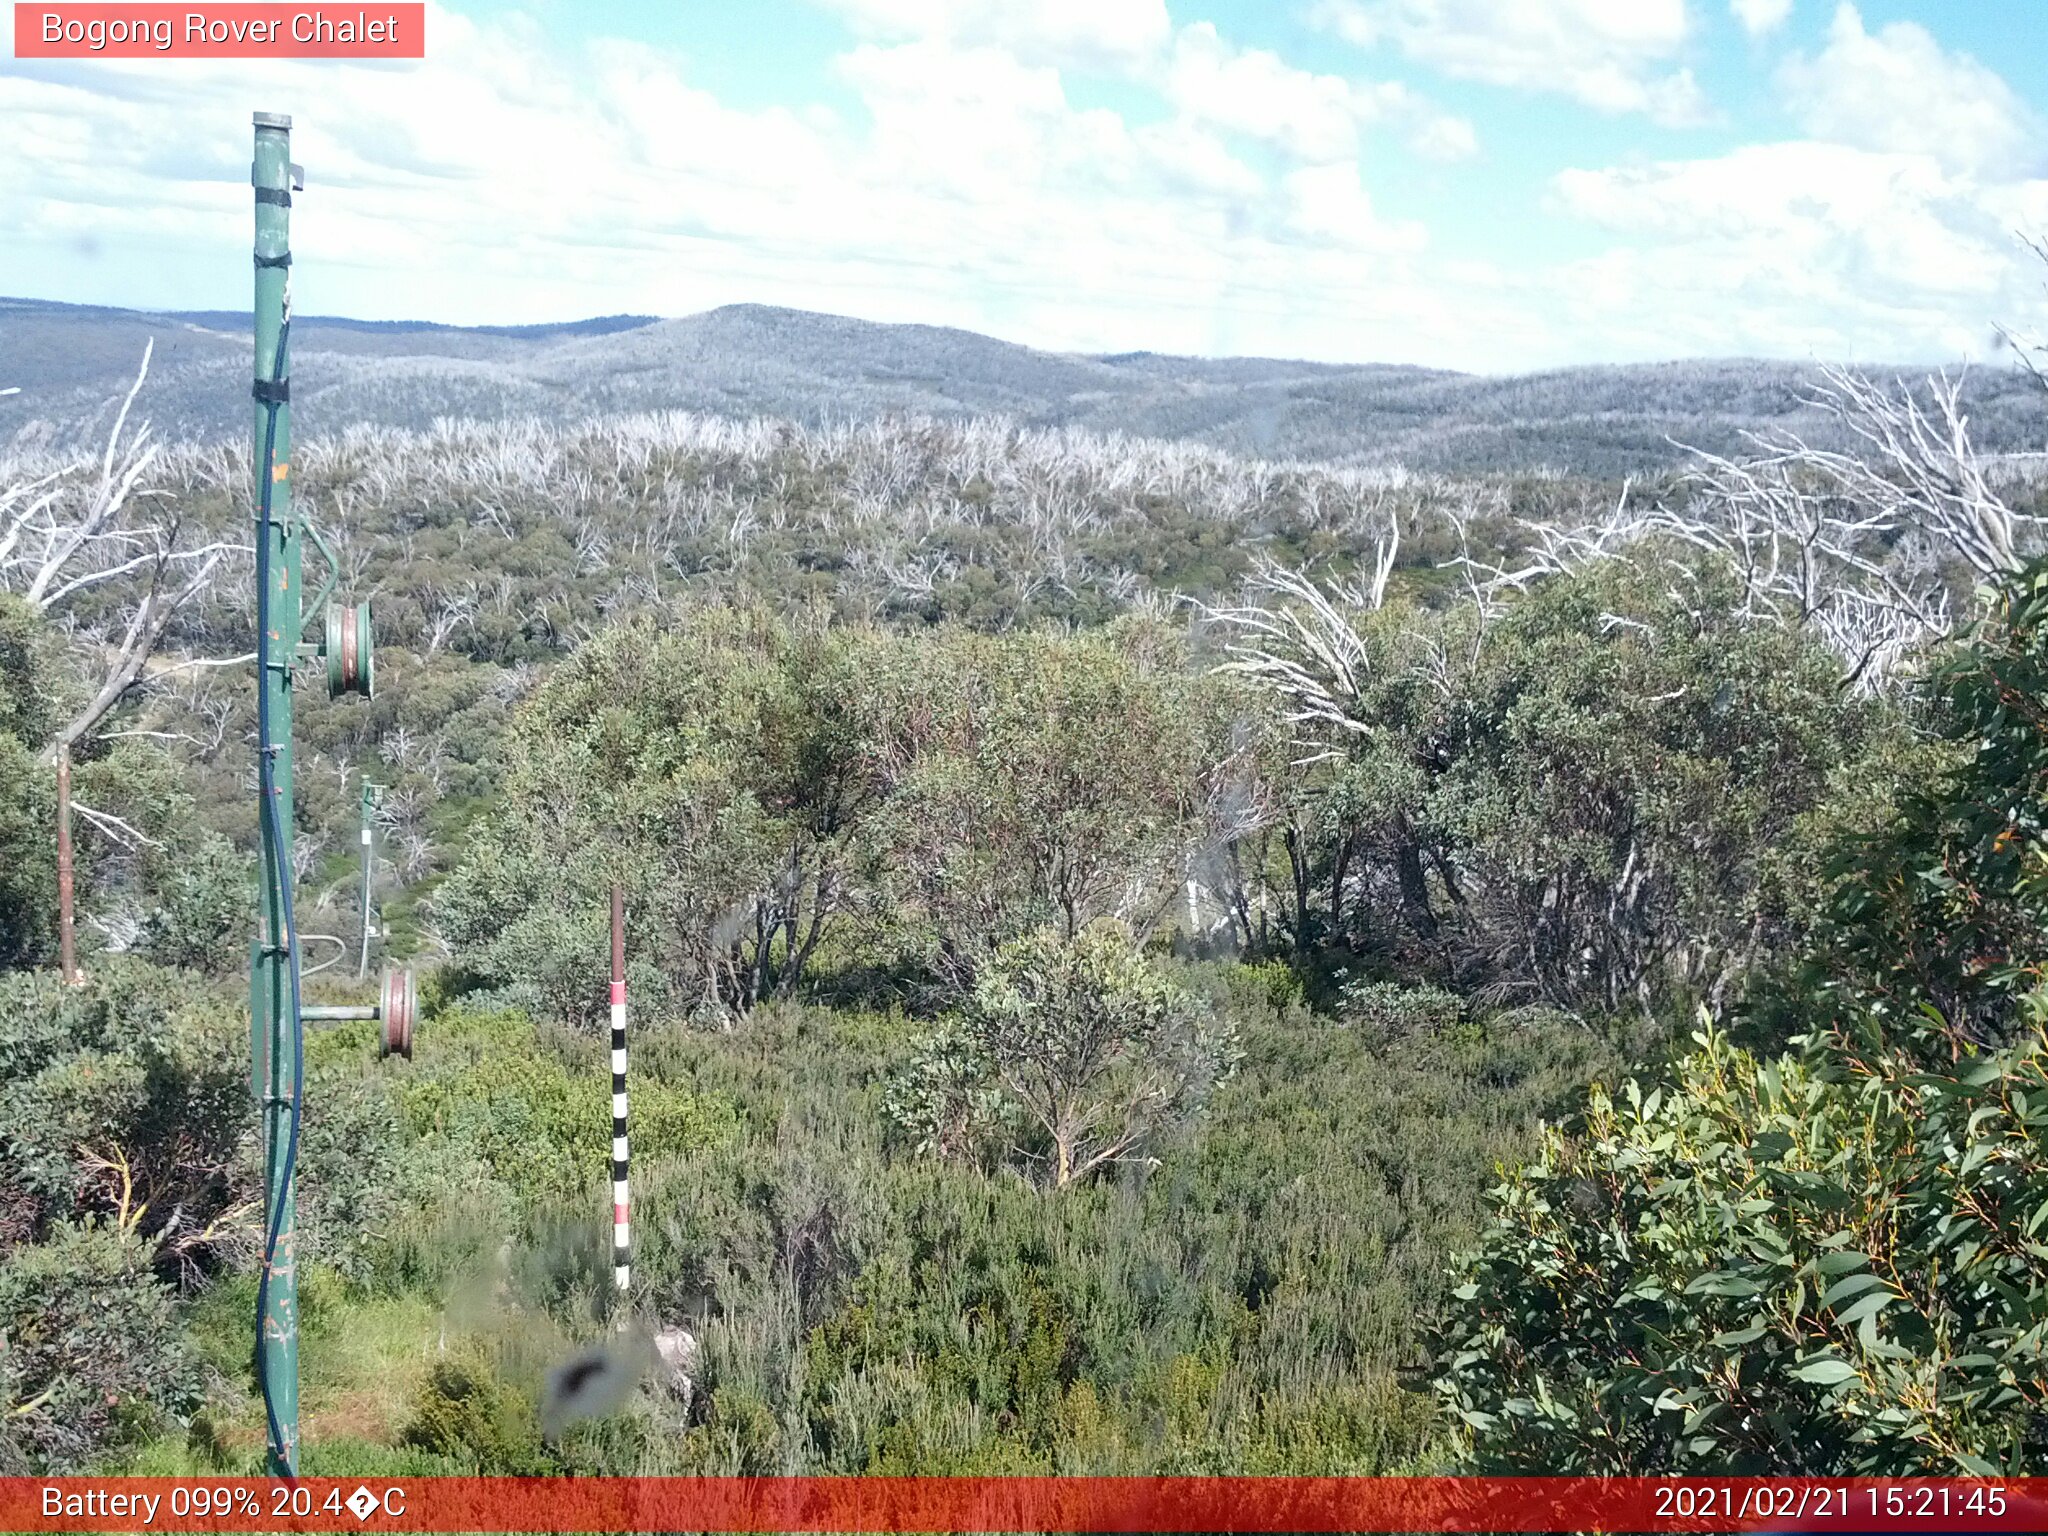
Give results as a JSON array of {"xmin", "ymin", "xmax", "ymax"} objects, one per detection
[{"xmin": 2, "ymin": 295, "xmax": 2039, "ymax": 476}]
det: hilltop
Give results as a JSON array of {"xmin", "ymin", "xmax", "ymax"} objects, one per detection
[{"xmin": 5, "ymin": 295, "xmax": 2040, "ymax": 476}]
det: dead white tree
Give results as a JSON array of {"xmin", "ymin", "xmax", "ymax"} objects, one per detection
[
  {"xmin": 1200, "ymin": 517, "xmax": 1400, "ymax": 764},
  {"xmin": 0, "ymin": 344, "xmax": 243, "ymax": 974},
  {"xmin": 1, "ymin": 343, "xmax": 243, "ymax": 759},
  {"xmin": 1426, "ymin": 362, "xmax": 2043, "ymax": 693}
]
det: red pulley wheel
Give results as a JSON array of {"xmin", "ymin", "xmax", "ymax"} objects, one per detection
[{"xmin": 380, "ymin": 967, "xmax": 416, "ymax": 1059}]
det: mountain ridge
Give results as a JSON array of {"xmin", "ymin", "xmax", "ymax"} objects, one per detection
[{"xmin": 2, "ymin": 294, "xmax": 2039, "ymax": 475}]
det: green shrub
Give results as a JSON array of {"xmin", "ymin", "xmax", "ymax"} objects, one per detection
[
  {"xmin": 1435, "ymin": 561, "xmax": 2048, "ymax": 1474},
  {"xmin": 0, "ymin": 1219, "xmax": 202, "ymax": 1471},
  {"xmin": 297, "ymin": 1067, "xmax": 422, "ymax": 1283},
  {"xmin": 1340, "ymin": 979, "xmax": 1466, "ymax": 1035},
  {"xmin": 0, "ymin": 962, "xmax": 250, "ymax": 1272},
  {"xmin": 142, "ymin": 833, "xmax": 253, "ymax": 973},
  {"xmin": 398, "ymin": 1347, "xmax": 557, "ymax": 1474},
  {"xmin": 397, "ymin": 1009, "xmax": 739, "ymax": 1204},
  {"xmin": 887, "ymin": 925, "xmax": 1237, "ymax": 1189},
  {"xmin": 1434, "ymin": 1014, "xmax": 2048, "ymax": 1472},
  {"xmin": 1790, "ymin": 561, "xmax": 2048, "ymax": 1052}
]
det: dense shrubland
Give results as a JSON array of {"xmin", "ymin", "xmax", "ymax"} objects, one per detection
[
  {"xmin": 1436, "ymin": 564, "xmax": 2048, "ymax": 1470},
  {"xmin": 437, "ymin": 554, "xmax": 1903, "ymax": 1033},
  {"xmin": 2, "ymin": 310, "xmax": 2046, "ymax": 1476}
]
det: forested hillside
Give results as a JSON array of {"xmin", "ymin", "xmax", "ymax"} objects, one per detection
[
  {"xmin": 7, "ymin": 295, "xmax": 2045, "ymax": 476},
  {"xmin": 2, "ymin": 325, "xmax": 2045, "ymax": 1475}
]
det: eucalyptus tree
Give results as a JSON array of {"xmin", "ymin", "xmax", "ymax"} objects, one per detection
[
  {"xmin": 854, "ymin": 617, "xmax": 1234, "ymax": 987},
  {"xmin": 0, "ymin": 347, "xmax": 248, "ymax": 971},
  {"xmin": 886, "ymin": 921, "xmax": 1237, "ymax": 1189},
  {"xmin": 1435, "ymin": 557, "xmax": 2048, "ymax": 1474},
  {"xmin": 435, "ymin": 603, "xmax": 887, "ymax": 1022}
]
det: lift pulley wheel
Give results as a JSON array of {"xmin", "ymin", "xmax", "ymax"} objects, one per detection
[
  {"xmin": 379, "ymin": 967, "xmax": 416, "ymax": 1059},
  {"xmin": 324, "ymin": 599, "xmax": 374, "ymax": 699}
]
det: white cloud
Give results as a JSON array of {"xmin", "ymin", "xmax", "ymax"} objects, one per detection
[
  {"xmin": 1280, "ymin": 162, "xmax": 1427, "ymax": 251},
  {"xmin": 1550, "ymin": 140, "xmax": 2048, "ymax": 359},
  {"xmin": 1161, "ymin": 21, "xmax": 1474, "ymax": 164},
  {"xmin": 1165, "ymin": 23, "xmax": 1366, "ymax": 162},
  {"xmin": 1779, "ymin": 3, "xmax": 2040, "ymax": 179},
  {"xmin": 2, "ymin": 1, "xmax": 2041, "ymax": 375},
  {"xmin": 1730, "ymin": 0, "xmax": 1791, "ymax": 38},
  {"xmin": 1316, "ymin": 0, "xmax": 1711, "ymax": 125},
  {"xmin": 0, "ymin": 8, "xmax": 1495, "ymax": 366},
  {"xmin": 815, "ymin": 0, "xmax": 1171, "ymax": 71},
  {"xmin": 1556, "ymin": 142, "xmax": 2007, "ymax": 295}
]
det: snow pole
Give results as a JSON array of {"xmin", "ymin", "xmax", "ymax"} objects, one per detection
[{"xmin": 611, "ymin": 883, "xmax": 630, "ymax": 1294}]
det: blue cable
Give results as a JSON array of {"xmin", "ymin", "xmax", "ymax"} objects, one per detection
[{"xmin": 251, "ymin": 317, "xmax": 303, "ymax": 1473}]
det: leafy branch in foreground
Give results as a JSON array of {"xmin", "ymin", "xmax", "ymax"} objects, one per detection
[{"xmin": 1434, "ymin": 1010, "xmax": 2048, "ymax": 1473}]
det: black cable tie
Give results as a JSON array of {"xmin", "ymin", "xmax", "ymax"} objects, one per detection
[
  {"xmin": 254, "ymin": 252, "xmax": 292, "ymax": 270},
  {"xmin": 252, "ymin": 378, "xmax": 290, "ymax": 404},
  {"xmin": 254, "ymin": 187, "xmax": 292, "ymax": 207}
]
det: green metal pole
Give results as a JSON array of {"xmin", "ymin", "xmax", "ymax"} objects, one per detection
[{"xmin": 251, "ymin": 108, "xmax": 301, "ymax": 1478}]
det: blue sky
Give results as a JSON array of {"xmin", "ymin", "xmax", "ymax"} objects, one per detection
[{"xmin": 4, "ymin": 0, "xmax": 2046, "ymax": 371}]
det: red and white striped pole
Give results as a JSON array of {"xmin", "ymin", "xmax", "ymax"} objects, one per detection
[{"xmin": 609, "ymin": 883, "xmax": 629, "ymax": 1294}]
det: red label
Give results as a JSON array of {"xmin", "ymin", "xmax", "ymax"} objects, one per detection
[
  {"xmin": 2, "ymin": 1477, "xmax": 2045, "ymax": 1533},
  {"xmin": 14, "ymin": 4, "xmax": 425, "ymax": 57}
]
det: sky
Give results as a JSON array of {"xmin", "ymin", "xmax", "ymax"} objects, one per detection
[{"xmin": 3, "ymin": 0, "xmax": 2047, "ymax": 372}]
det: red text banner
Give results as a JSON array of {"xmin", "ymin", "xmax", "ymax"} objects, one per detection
[
  {"xmin": 5, "ymin": 1476, "xmax": 2047, "ymax": 1533},
  {"xmin": 13, "ymin": 5, "xmax": 425, "ymax": 58}
]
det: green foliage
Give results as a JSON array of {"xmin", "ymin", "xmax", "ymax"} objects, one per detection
[
  {"xmin": 0, "ymin": 731, "xmax": 55, "ymax": 970},
  {"xmin": 0, "ymin": 595, "xmax": 57, "ymax": 968},
  {"xmin": 0, "ymin": 588, "xmax": 255, "ymax": 974},
  {"xmin": 398, "ymin": 1346, "xmax": 558, "ymax": 1475},
  {"xmin": 0, "ymin": 1218, "xmax": 202, "ymax": 1472},
  {"xmin": 295, "ymin": 1064, "xmax": 423, "ymax": 1285},
  {"xmin": 1435, "ymin": 561, "xmax": 2048, "ymax": 1474},
  {"xmin": 0, "ymin": 594, "xmax": 60, "ymax": 750},
  {"xmin": 1800, "ymin": 561, "xmax": 2048, "ymax": 1050},
  {"xmin": 436, "ymin": 605, "xmax": 882, "ymax": 1021},
  {"xmin": 0, "ymin": 961, "xmax": 251, "ymax": 1268},
  {"xmin": 1434, "ymin": 1015, "xmax": 2048, "ymax": 1472},
  {"xmin": 1226, "ymin": 555, "xmax": 1899, "ymax": 1018},
  {"xmin": 1340, "ymin": 979, "xmax": 1467, "ymax": 1035},
  {"xmin": 142, "ymin": 832, "xmax": 252, "ymax": 972},
  {"xmin": 858, "ymin": 620, "xmax": 1228, "ymax": 982},
  {"xmin": 880, "ymin": 1016, "xmax": 1016, "ymax": 1167},
  {"xmin": 441, "ymin": 609, "xmax": 1232, "ymax": 1022},
  {"xmin": 1435, "ymin": 557, "xmax": 1874, "ymax": 1011},
  {"xmin": 890, "ymin": 924, "xmax": 1237, "ymax": 1188},
  {"xmin": 7, "ymin": 402, "xmax": 2005, "ymax": 1482},
  {"xmin": 396, "ymin": 1008, "xmax": 739, "ymax": 1205},
  {"xmin": 614, "ymin": 988, "xmax": 1608, "ymax": 1475}
]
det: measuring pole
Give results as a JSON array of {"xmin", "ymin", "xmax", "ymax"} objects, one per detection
[
  {"xmin": 250, "ymin": 108, "xmax": 302, "ymax": 1477},
  {"xmin": 356, "ymin": 781, "xmax": 380, "ymax": 979},
  {"xmin": 611, "ymin": 884, "xmax": 630, "ymax": 1294}
]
